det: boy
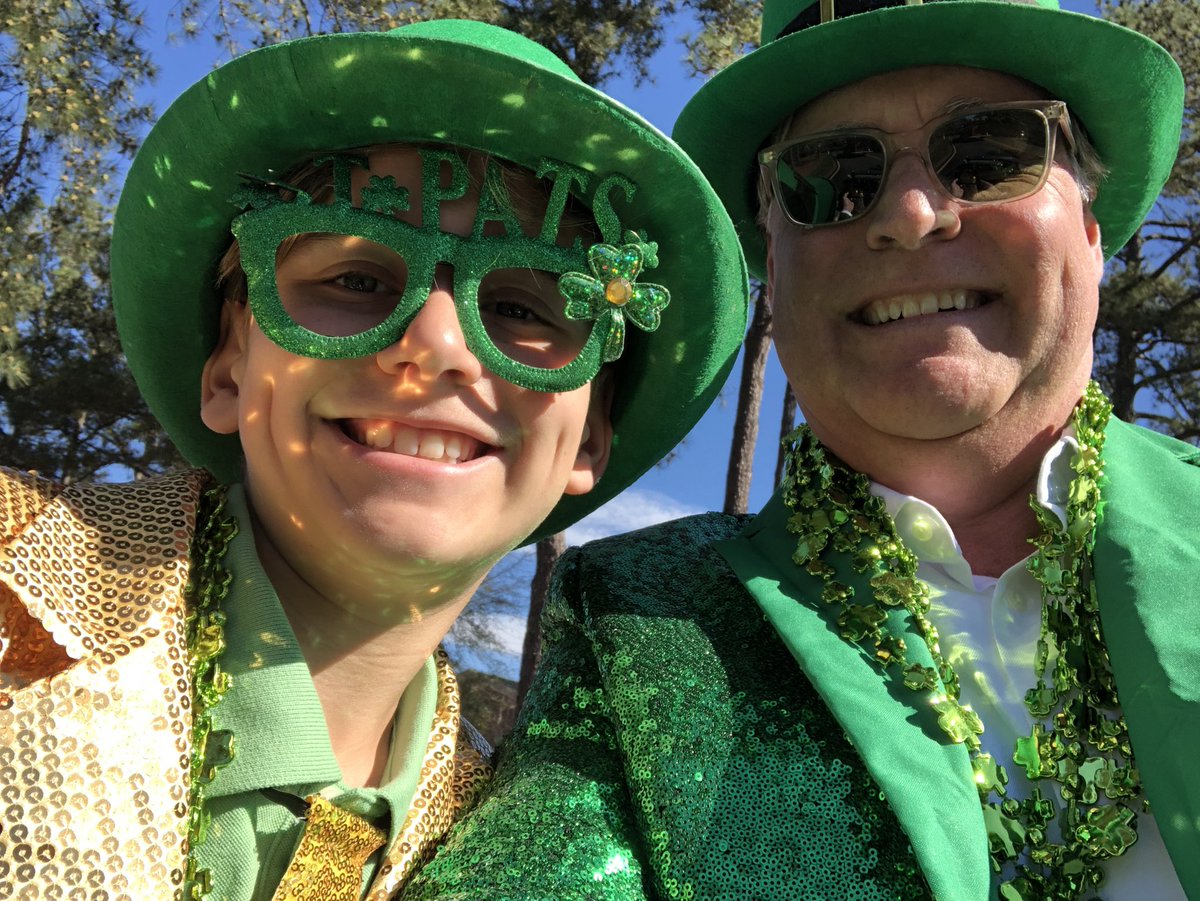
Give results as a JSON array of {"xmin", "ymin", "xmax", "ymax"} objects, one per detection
[{"xmin": 0, "ymin": 19, "xmax": 747, "ymax": 900}]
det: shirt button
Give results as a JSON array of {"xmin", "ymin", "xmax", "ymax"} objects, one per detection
[{"xmin": 910, "ymin": 514, "xmax": 934, "ymax": 543}]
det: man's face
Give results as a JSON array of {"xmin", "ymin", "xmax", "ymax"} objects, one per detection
[
  {"xmin": 201, "ymin": 146, "xmax": 610, "ymax": 619},
  {"xmin": 766, "ymin": 66, "xmax": 1105, "ymax": 465}
]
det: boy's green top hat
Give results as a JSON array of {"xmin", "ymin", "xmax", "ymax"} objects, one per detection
[
  {"xmin": 674, "ymin": 0, "xmax": 1185, "ymax": 278},
  {"xmin": 112, "ymin": 19, "xmax": 748, "ymax": 542}
]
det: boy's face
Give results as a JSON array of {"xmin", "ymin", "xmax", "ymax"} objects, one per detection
[{"xmin": 201, "ymin": 146, "xmax": 611, "ymax": 618}]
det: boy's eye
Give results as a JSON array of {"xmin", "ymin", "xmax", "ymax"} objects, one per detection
[
  {"xmin": 477, "ymin": 268, "xmax": 592, "ymax": 370},
  {"xmin": 275, "ymin": 234, "xmax": 407, "ymax": 337},
  {"xmin": 489, "ymin": 296, "xmax": 547, "ymax": 324},
  {"xmin": 335, "ymin": 272, "xmax": 385, "ymax": 293}
]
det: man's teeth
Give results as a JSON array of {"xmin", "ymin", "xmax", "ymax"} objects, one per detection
[
  {"xmin": 861, "ymin": 290, "xmax": 979, "ymax": 325},
  {"xmin": 357, "ymin": 422, "xmax": 479, "ymax": 463}
]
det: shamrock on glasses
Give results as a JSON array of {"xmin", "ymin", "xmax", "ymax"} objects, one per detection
[{"xmin": 558, "ymin": 231, "xmax": 670, "ymax": 363}]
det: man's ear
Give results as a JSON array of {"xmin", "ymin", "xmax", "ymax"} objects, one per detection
[
  {"xmin": 200, "ymin": 300, "xmax": 250, "ymax": 436},
  {"xmin": 1084, "ymin": 205, "xmax": 1104, "ymax": 272},
  {"xmin": 564, "ymin": 369, "xmax": 615, "ymax": 497}
]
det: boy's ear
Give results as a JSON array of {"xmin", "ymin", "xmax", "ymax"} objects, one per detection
[
  {"xmin": 563, "ymin": 370, "xmax": 615, "ymax": 497},
  {"xmin": 200, "ymin": 301, "xmax": 250, "ymax": 436}
]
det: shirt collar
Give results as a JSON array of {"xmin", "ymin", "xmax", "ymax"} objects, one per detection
[
  {"xmin": 207, "ymin": 483, "xmax": 342, "ymax": 797},
  {"xmin": 871, "ymin": 429, "xmax": 1080, "ymax": 589}
]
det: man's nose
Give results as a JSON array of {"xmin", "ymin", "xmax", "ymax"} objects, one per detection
[{"xmin": 865, "ymin": 152, "xmax": 961, "ymax": 251}]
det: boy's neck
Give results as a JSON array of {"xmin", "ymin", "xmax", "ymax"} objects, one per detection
[{"xmin": 249, "ymin": 514, "xmax": 483, "ymax": 788}]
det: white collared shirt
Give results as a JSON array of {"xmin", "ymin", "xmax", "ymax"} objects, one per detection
[{"xmin": 872, "ymin": 434, "xmax": 1185, "ymax": 898}]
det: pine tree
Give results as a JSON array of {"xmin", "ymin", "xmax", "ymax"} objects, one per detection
[{"xmin": 1095, "ymin": 0, "xmax": 1200, "ymax": 440}]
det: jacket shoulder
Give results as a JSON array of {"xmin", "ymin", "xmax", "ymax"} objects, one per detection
[
  {"xmin": 0, "ymin": 467, "xmax": 66, "ymax": 545},
  {"xmin": 552, "ymin": 512, "xmax": 751, "ymax": 621},
  {"xmin": 0, "ymin": 467, "xmax": 211, "ymax": 543},
  {"xmin": 1107, "ymin": 417, "xmax": 1200, "ymax": 466}
]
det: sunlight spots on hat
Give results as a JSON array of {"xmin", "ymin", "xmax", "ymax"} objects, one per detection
[
  {"xmin": 145, "ymin": 194, "xmax": 156, "ymax": 209},
  {"xmin": 229, "ymin": 92, "xmax": 239, "ymax": 109},
  {"xmin": 334, "ymin": 53, "xmax": 356, "ymax": 70},
  {"xmin": 189, "ymin": 180, "xmax": 212, "ymax": 191},
  {"xmin": 153, "ymin": 155, "xmax": 171, "ymax": 179},
  {"xmin": 371, "ymin": 116, "xmax": 388, "ymax": 128},
  {"xmin": 501, "ymin": 93, "xmax": 526, "ymax": 108}
]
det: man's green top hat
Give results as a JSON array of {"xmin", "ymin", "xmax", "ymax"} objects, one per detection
[
  {"xmin": 674, "ymin": 0, "xmax": 1185, "ymax": 277},
  {"xmin": 112, "ymin": 19, "xmax": 748, "ymax": 542}
]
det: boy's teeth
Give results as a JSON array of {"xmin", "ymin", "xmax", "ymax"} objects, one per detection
[
  {"xmin": 861, "ymin": 290, "xmax": 976, "ymax": 325},
  {"xmin": 365, "ymin": 423, "xmax": 391, "ymax": 450},
  {"xmin": 347, "ymin": 421, "xmax": 479, "ymax": 463},
  {"xmin": 417, "ymin": 434, "xmax": 444, "ymax": 461},
  {"xmin": 394, "ymin": 428, "xmax": 419, "ymax": 457}
]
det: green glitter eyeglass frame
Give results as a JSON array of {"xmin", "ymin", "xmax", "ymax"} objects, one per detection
[{"xmin": 230, "ymin": 182, "xmax": 616, "ymax": 395}]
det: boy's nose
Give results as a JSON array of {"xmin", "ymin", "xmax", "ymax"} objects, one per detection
[{"xmin": 375, "ymin": 264, "xmax": 484, "ymax": 386}]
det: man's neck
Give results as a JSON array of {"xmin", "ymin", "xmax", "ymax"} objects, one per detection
[{"xmin": 831, "ymin": 414, "xmax": 1068, "ymax": 578}]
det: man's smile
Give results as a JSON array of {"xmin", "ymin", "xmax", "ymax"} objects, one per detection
[{"xmin": 857, "ymin": 290, "xmax": 988, "ymax": 325}]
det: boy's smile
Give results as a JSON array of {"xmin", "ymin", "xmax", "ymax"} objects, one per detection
[
  {"xmin": 201, "ymin": 146, "xmax": 611, "ymax": 620},
  {"xmin": 339, "ymin": 419, "xmax": 492, "ymax": 465}
]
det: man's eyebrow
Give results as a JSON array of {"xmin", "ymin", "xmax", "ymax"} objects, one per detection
[
  {"xmin": 942, "ymin": 96, "xmax": 991, "ymax": 114},
  {"xmin": 815, "ymin": 97, "xmax": 993, "ymax": 132}
]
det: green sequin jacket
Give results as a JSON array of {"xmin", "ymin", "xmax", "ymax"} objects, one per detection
[{"xmin": 405, "ymin": 418, "xmax": 1200, "ymax": 900}]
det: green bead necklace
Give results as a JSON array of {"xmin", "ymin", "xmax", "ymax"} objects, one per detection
[{"xmin": 781, "ymin": 382, "xmax": 1143, "ymax": 900}]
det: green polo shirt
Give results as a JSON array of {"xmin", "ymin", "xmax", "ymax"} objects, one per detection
[{"xmin": 192, "ymin": 485, "xmax": 438, "ymax": 900}]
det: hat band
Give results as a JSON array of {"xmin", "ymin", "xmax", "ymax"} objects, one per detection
[
  {"xmin": 778, "ymin": 0, "xmax": 926, "ymax": 36},
  {"xmin": 777, "ymin": 0, "xmax": 1039, "ymax": 38}
]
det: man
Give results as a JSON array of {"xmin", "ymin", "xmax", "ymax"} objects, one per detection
[
  {"xmin": 403, "ymin": 2, "xmax": 1195, "ymax": 899},
  {"xmin": 0, "ymin": 19, "xmax": 748, "ymax": 900}
]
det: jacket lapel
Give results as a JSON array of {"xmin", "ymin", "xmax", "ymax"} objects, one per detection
[
  {"xmin": 367, "ymin": 650, "xmax": 492, "ymax": 899},
  {"xmin": 716, "ymin": 492, "xmax": 990, "ymax": 901},
  {"xmin": 1093, "ymin": 419, "xmax": 1200, "ymax": 896}
]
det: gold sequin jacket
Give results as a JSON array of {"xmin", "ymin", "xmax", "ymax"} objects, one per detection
[
  {"xmin": 405, "ymin": 418, "xmax": 1200, "ymax": 900},
  {"xmin": 0, "ymin": 468, "xmax": 492, "ymax": 900}
]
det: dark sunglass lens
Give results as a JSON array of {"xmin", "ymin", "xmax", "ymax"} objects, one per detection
[
  {"xmin": 776, "ymin": 134, "xmax": 885, "ymax": 225},
  {"xmin": 931, "ymin": 108, "xmax": 1050, "ymax": 203}
]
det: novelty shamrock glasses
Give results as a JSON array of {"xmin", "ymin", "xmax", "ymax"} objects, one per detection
[{"xmin": 230, "ymin": 151, "xmax": 670, "ymax": 393}]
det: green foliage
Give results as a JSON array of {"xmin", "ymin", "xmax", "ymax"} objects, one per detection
[
  {"xmin": 1095, "ymin": 0, "xmax": 1200, "ymax": 440},
  {"xmin": 680, "ymin": 0, "xmax": 761, "ymax": 76},
  {"xmin": 0, "ymin": 0, "xmax": 182, "ymax": 479},
  {"xmin": 175, "ymin": 0, "xmax": 678, "ymax": 87}
]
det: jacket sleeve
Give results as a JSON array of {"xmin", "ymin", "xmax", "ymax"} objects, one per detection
[{"xmin": 402, "ymin": 547, "xmax": 652, "ymax": 900}]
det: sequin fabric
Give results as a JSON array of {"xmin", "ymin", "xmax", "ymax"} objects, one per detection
[
  {"xmin": 405, "ymin": 513, "xmax": 929, "ymax": 900},
  {"xmin": 0, "ymin": 467, "xmax": 206, "ymax": 901},
  {"xmin": 273, "ymin": 795, "xmax": 387, "ymax": 900},
  {"xmin": 0, "ymin": 469, "xmax": 493, "ymax": 901},
  {"xmin": 367, "ymin": 649, "xmax": 493, "ymax": 900}
]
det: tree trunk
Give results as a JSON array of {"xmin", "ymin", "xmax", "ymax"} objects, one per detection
[
  {"xmin": 724, "ymin": 283, "xmax": 771, "ymax": 514},
  {"xmin": 774, "ymin": 381, "xmax": 797, "ymax": 488},
  {"xmin": 516, "ymin": 531, "xmax": 567, "ymax": 709}
]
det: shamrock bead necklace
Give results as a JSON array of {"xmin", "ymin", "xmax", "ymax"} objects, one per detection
[{"xmin": 780, "ymin": 383, "xmax": 1143, "ymax": 900}]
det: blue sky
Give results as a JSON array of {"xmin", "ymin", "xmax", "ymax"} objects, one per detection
[{"xmin": 138, "ymin": 0, "xmax": 1106, "ymax": 675}]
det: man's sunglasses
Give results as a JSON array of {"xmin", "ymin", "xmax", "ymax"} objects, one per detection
[{"xmin": 758, "ymin": 101, "xmax": 1078, "ymax": 228}]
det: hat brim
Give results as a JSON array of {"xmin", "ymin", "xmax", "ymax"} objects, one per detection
[
  {"xmin": 113, "ymin": 22, "xmax": 748, "ymax": 542},
  {"xmin": 673, "ymin": 2, "xmax": 1184, "ymax": 277}
]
